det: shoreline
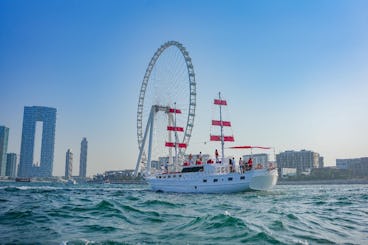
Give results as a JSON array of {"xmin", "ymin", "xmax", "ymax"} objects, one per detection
[{"xmin": 277, "ymin": 179, "xmax": 368, "ymax": 185}]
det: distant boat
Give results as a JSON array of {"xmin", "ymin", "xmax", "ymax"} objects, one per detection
[
  {"xmin": 15, "ymin": 177, "xmax": 31, "ymax": 182},
  {"xmin": 67, "ymin": 179, "xmax": 77, "ymax": 185},
  {"xmin": 145, "ymin": 93, "xmax": 278, "ymax": 193}
]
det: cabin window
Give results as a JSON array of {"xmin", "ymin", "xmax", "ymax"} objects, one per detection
[
  {"xmin": 213, "ymin": 179, "xmax": 218, "ymax": 182},
  {"xmin": 240, "ymin": 176, "xmax": 245, "ymax": 180},
  {"xmin": 168, "ymin": 175, "xmax": 171, "ymax": 178},
  {"xmin": 228, "ymin": 177, "xmax": 233, "ymax": 181},
  {"xmin": 203, "ymin": 179, "xmax": 207, "ymax": 183}
]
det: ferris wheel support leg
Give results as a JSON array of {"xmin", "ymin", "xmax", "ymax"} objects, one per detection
[
  {"xmin": 146, "ymin": 108, "xmax": 155, "ymax": 175},
  {"xmin": 134, "ymin": 107, "xmax": 154, "ymax": 177}
]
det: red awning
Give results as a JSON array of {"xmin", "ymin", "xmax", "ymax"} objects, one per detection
[
  {"xmin": 229, "ymin": 146, "xmax": 271, "ymax": 149},
  {"xmin": 214, "ymin": 99, "xmax": 227, "ymax": 105},
  {"xmin": 212, "ymin": 120, "xmax": 231, "ymax": 127}
]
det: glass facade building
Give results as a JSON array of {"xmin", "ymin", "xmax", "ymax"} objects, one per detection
[
  {"xmin": 79, "ymin": 138, "xmax": 88, "ymax": 178},
  {"xmin": 18, "ymin": 106, "xmax": 56, "ymax": 177},
  {"xmin": 6, "ymin": 153, "xmax": 17, "ymax": 177},
  {"xmin": 0, "ymin": 126, "xmax": 9, "ymax": 176},
  {"xmin": 65, "ymin": 149, "xmax": 73, "ymax": 179}
]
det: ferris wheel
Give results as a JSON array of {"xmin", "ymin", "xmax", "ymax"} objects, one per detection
[{"xmin": 134, "ymin": 41, "xmax": 196, "ymax": 176}]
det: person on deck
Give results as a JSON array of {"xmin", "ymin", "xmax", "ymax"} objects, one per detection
[
  {"xmin": 189, "ymin": 154, "xmax": 193, "ymax": 165},
  {"xmin": 247, "ymin": 158, "xmax": 253, "ymax": 170},
  {"xmin": 232, "ymin": 157, "xmax": 236, "ymax": 172},
  {"xmin": 239, "ymin": 157, "xmax": 244, "ymax": 173},
  {"xmin": 215, "ymin": 149, "xmax": 219, "ymax": 163}
]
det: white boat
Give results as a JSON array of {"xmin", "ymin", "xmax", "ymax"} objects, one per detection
[
  {"xmin": 146, "ymin": 163, "xmax": 278, "ymax": 193},
  {"xmin": 145, "ymin": 93, "xmax": 278, "ymax": 193}
]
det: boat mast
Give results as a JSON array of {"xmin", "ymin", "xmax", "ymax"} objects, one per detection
[
  {"xmin": 219, "ymin": 92, "xmax": 225, "ymax": 164},
  {"xmin": 174, "ymin": 102, "xmax": 178, "ymax": 166}
]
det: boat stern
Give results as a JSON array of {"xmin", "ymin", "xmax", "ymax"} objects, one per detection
[{"xmin": 249, "ymin": 168, "xmax": 278, "ymax": 191}]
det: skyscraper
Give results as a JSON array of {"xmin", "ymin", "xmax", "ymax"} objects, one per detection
[
  {"xmin": 276, "ymin": 149, "xmax": 323, "ymax": 175},
  {"xmin": 65, "ymin": 149, "xmax": 73, "ymax": 179},
  {"xmin": 79, "ymin": 138, "xmax": 88, "ymax": 178},
  {"xmin": 0, "ymin": 126, "xmax": 9, "ymax": 176},
  {"xmin": 6, "ymin": 153, "xmax": 17, "ymax": 177},
  {"xmin": 18, "ymin": 106, "xmax": 57, "ymax": 177}
]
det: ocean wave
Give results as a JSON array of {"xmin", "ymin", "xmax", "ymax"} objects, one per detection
[
  {"xmin": 1, "ymin": 183, "xmax": 367, "ymax": 244},
  {"xmin": 142, "ymin": 199, "xmax": 178, "ymax": 208}
]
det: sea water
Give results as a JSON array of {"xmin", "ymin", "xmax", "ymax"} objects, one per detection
[{"xmin": 0, "ymin": 182, "xmax": 367, "ymax": 244}]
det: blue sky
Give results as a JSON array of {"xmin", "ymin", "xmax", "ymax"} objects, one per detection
[{"xmin": 0, "ymin": 0, "xmax": 367, "ymax": 176}]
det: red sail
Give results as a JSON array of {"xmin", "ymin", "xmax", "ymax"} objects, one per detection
[
  {"xmin": 167, "ymin": 126, "xmax": 184, "ymax": 132},
  {"xmin": 165, "ymin": 142, "xmax": 175, "ymax": 147},
  {"xmin": 210, "ymin": 135, "xmax": 221, "ymax": 141},
  {"xmin": 169, "ymin": 108, "xmax": 181, "ymax": 114},
  {"xmin": 165, "ymin": 142, "xmax": 187, "ymax": 148},
  {"xmin": 214, "ymin": 99, "xmax": 227, "ymax": 105},
  {"xmin": 212, "ymin": 120, "xmax": 231, "ymax": 127},
  {"xmin": 210, "ymin": 135, "xmax": 234, "ymax": 142},
  {"xmin": 223, "ymin": 136, "xmax": 235, "ymax": 142}
]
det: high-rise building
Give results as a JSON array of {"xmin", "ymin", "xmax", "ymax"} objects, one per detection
[
  {"xmin": 65, "ymin": 149, "xmax": 73, "ymax": 179},
  {"xmin": 79, "ymin": 138, "xmax": 88, "ymax": 178},
  {"xmin": 6, "ymin": 153, "xmax": 17, "ymax": 177},
  {"xmin": 336, "ymin": 157, "xmax": 368, "ymax": 177},
  {"xmin": 276, "ymin": 149, "xmax": 323, "ymax": 175},
  {"xmin": 0, "ymin": 126, "xmax": 9, "ymax": 176},
  {"xmin": 18, "ymin": 106, "xmax": 57, "ymax": 177}
]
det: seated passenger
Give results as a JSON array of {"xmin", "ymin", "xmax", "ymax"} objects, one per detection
[{"xmin": 207, "ymin": 159, "xmax": 214, "ymax": 164}]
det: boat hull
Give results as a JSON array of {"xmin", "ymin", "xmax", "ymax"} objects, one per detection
[{"xmin": 146, "ymin": 169, "xmax": 278, "ymax": 193}]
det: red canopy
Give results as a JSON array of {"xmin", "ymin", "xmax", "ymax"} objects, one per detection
[{"xmin": 229, "ymin": 146, "xmax": 271, "ymax": 150}]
